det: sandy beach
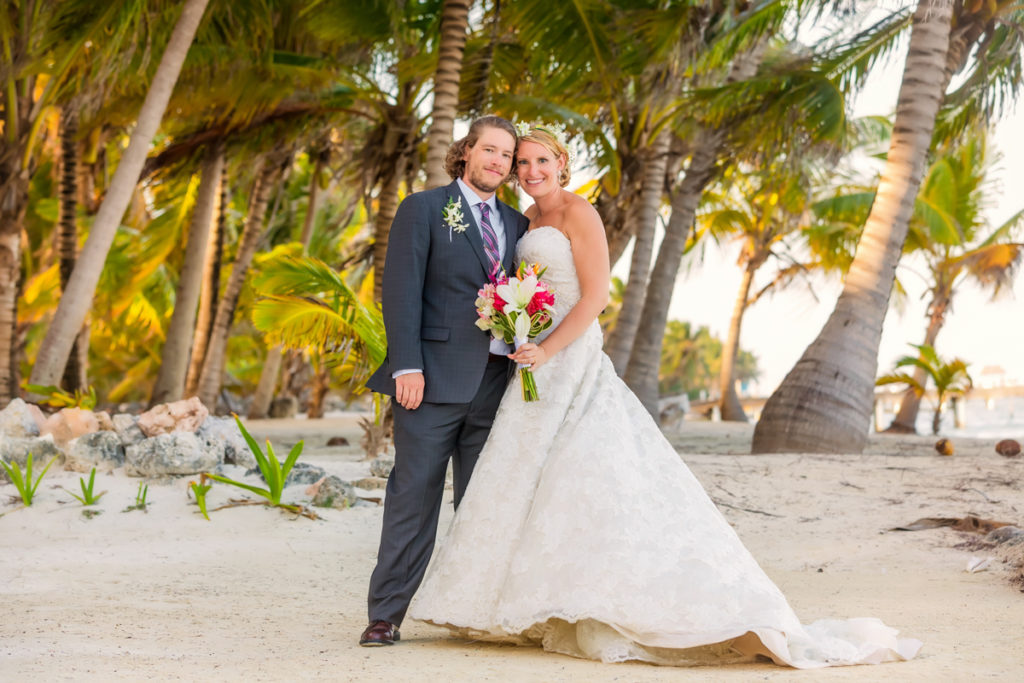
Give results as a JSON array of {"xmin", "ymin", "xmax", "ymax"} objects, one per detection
[{"xmin": 2, "ymin": 418, "xmax": 1023, "ymax": 681}]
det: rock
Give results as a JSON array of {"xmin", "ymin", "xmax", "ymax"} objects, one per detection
[
  {"xmin": 326, "ymin": 436, "xmax": 350, "ymax": 447},
  {"xmin": 137, "ymin": 397, "xmax": 209, "ymax": 437},
  {"xmin": 112, "ymin": 414, "xmax": 147, "ymax": 447},
  {"xmin": 0, "ymin": 398, "xmax": 42, "ymax": 437},
  {"xmin": 269, "ymin": 396, "xmax": 298, "ymax": 419},
  {"xmin": 986, "ymin": 526, "xmax": 1024, "ymax": 545},
  {"xmin": 94, "ymin": 411, "xmax": 115, "ymax": 431},
  {"xmin": 197, "ymin": 416, "xmax": 257, "ymax": 469},
  {"xmin": 65, "ymin": 431, "xmax": 125, "ymax": 473},
  {"xmin": 40, "ymin": 408, "xmax": 99, "ymax": 446},
  {"xmin": 0, "ymin": 435, "xmax": 63, "ymax": 481},
  {"xmin": 244, "ymin": 461, "xmax": 326, "ymax": 487},
  {"xmin": 309, "ymin": 475, "xmax": 357, "ymax": 509},
  {"xmin": 995, "ymin": 439, "xmax": 1021, "ymax": 457},
  {"xmin": 369, "ymin": 456, "xmax": 394, "ymax": 479},
  {"xmin": 124, "ymin": 432, "xmax": 219, "ymax": 477},
  {"xmin": 934, "ymin": 438, "xmax": 954, "ymax": 456},
  {"xmin": 352, "ymin": 476, "xmax": 388, "ymax": 490}
]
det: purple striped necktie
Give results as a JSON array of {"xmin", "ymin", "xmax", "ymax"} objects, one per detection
[{"xmin": 478, "ymin": 203, "xmax": 502, "ymax": 279}]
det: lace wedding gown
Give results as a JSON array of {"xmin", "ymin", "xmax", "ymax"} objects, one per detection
[{"xmin": 408, "ymin": 226, "xmax": 921, "ymax": 668}]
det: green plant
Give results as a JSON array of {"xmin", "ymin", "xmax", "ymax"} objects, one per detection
[
  {"xmin": 188, "ymin": 475, "xmax": 213, "ymax": 521},
  {"xmin": 122, "ymin": 482, "xmax": 150, "ymax": 513},
  {"xmin": 22, "ymin": 383, "xmax": 97, "ymax": 410},
  {"xmin": 64, "ymin": 467, "xmax": 107, "ymax": 507},
  {"xmin": 1, "ymin": 453, "xmax": 58, "ymax": 507},
  {"xmin": 204, "ymin": 416, "xmax": 303, "ymax": 507},
  {"xmin": 877, "ymin": 344, "xmax": 974, "ymax": 435}
]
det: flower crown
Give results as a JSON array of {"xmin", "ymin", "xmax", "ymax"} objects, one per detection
[{"xmin": 515, "ymin": 120, "xmax": 576, "ymax": 165}]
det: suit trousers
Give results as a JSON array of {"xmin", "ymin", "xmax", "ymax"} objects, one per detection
[{"xmin": 367, "ymin": 359, "xmax": 511, "ymax": 625}]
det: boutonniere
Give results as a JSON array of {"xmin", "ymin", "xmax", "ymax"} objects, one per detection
[{"xmin": 443, "ymin": 196, "xmax": 469, "ymax": 241}]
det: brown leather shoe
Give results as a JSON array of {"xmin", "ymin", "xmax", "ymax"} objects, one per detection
[{"xmin": 359, "ymin": 620, "xmax": 400, "ymax": 646}]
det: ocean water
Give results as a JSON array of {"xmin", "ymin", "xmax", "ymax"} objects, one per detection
[{"xmin": 905, "ymin": 396, "xmax": 1024, "ymax": 439}]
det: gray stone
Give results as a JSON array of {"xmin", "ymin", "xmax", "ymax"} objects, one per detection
[
  {"xmin": 65, "ymin": 431, "xmax": 125, "ymax": 473},
  {"xmin": 0, "ymin": 398, "xmax": 41, "ymax": 437},
  {"xmin": 352, "ymin": 476, "xmax": 388, "ymax": 490},
  {"xmin": 112, "ymin": 414, "xmax": 147, "ymax": 448},
  {"xmin": 0, "ymin": 435, "xmax": 63, "ymax": 481},
  {"xmin": 369, "ymin": 456, "xmax": 394, "ymax": 479},
  {"xmin": 269, "ymin": 396, "xmax": 298, "ymax": 418},
  {"xmin": 986, "ymin": 526, "xmax": 1024, "ymax": 545},
  {"xmin": 197, "ymin": 417, "xmax": 257, "ymax": 469},
  {"xmin": 245, "ymin": 461, "xmax": 325, "ymax": 487},
  {"xmin": 311, "ymin": 475, "xmax": 357, "ymax": 509},
  {"xmin": 125, "ymin": 432, "xmax": 220, "ymax": 477}
]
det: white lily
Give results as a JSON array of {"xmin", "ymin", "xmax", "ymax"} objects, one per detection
[
  {"xmin": 495, "ymin": 275, "xmax": 538, "ymax": 313},
  {"xmin": 513, "ymin": 313, "xmax": 531, "ymax": 342}
]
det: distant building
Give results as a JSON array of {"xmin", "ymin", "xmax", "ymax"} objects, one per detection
[{"xmin": 976, "ymin": 365, "xmax": 1008, "ymax": 389}]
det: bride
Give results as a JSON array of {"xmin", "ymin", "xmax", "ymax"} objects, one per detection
[{"xmin": 407, "ymin": 124, "xmax": 921, "ymax": 668}]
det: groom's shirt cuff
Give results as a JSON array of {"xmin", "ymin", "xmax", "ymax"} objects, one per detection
[{"xmin": 392, "ymin": 369, "xmax": 422, "ymax": 378}]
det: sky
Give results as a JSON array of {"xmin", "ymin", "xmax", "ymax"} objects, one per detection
[{"xmin": 657, "ymin": 53, "xmax": 1024, "ymax": 394}]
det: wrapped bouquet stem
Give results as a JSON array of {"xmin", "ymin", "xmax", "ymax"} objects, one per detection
[{"xmin": 475, "ymin": 262, "xmax": 555, "ymax": 401}]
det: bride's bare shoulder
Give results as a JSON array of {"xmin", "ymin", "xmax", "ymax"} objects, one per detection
[{"xmin": 562, "ymin": 192, "xmax": 603, "ymax": 234}]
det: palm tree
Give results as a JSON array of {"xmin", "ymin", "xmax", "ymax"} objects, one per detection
[
  {"xmin": 698, "ymin": 161, "xmax": 821, "ymax": 421},
  {"xmin": 752, "ymin": 0, "xmax": 954, "ymax": 453},
  {"xmin": 877, "ymin": 344, "xmax": 973, "ymax": 435},
  {"xmin": 195, "ymin": 147, "xmax": 291, "ymax": 410},
  {"xmin": 29, "ymin": 0, "xmax": 212, "ymax": 390},
  {"xmin": 753, "ymin": 0, "xmax": 1024, "ymax": 453},
  {"xmin": 150, "ymin": 143, "xmax": 224, "ymax": 406},
  {"xmin": 424, "ymin": 0, "xmax": 472, "ymax": 189}
]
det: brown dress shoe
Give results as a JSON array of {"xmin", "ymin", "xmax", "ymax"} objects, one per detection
[{"xmin": 359, "ymin": 620, "xmax": 400, "ymax": 646}]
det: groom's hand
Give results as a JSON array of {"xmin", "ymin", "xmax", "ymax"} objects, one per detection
[{"xmin": 395, "ymin": 372, "xmax": 425, "ymax": 410}]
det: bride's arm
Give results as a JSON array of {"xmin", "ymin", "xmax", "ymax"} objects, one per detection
[{"xmin": 511, "ymin": 197, "xmax": 609, "ymax": 369}]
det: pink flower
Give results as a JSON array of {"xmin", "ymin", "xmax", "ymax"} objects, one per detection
[{"xmin": 527, "ymin": 289, "xmax": 555, "ymax": 316}]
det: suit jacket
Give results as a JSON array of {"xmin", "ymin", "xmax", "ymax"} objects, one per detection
[{"xmin": 366, "ymin": 180, "xmax": 530, "ymax": 404}]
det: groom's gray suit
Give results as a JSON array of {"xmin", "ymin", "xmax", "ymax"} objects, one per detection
[{"xmin": 365, "ymin": 179, "xmax": 529, "ymax": 626}]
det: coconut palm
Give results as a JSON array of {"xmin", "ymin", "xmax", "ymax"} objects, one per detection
[
  {"xmin": 29, "ymin": 0, "xmax": 212, "ymax": 390},
  {"xmin": 877, "ymin": 343, "xmax": 973, "ymax": 435},
  {"xmin": 149, "ymin": 143, "xmax": 224, "ymax": 406},
  {"xmin": 753, "ymin": 0, "xmax": 1024, "ymax": 453},
  {"xmin": 424, "ymin": 0, "xmax": 472, "ymax": 189},
  {"xmin": 886, "ymin": 132, "xmax": 1024, "ymax": 431}
]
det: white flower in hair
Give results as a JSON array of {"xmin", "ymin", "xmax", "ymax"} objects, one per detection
[{"xmin": 515, "ymin": 120, "xmax": 576, "ymax": 164}]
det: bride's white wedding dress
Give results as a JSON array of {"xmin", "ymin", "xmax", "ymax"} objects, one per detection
[{"xmin": 408, "ymin": 226, "xmax": 921, "ymax": 668}]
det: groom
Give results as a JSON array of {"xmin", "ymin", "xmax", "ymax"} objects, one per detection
[{"xmin": 360, "ymin": 115, "xmax": 529, "ymax": 646}]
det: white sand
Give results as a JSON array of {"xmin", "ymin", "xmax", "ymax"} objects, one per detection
[{"xmin": 2, "ymin": 418, "xmax": 1023, "ymax": 681}]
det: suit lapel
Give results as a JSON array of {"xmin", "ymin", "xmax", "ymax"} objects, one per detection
[{"xmin": 450, "ymin": 182, "xmax": 493, "ymax": 278}]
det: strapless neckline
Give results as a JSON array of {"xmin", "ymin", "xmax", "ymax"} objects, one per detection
[{"xmin": 525, "ymin": 225, "xmax": 568, "ymax": 241}]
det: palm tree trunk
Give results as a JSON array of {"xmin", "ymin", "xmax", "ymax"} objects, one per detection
[
  {"xmin": 185, "ymin": 157, "xmax": 227, "ymax": 397},
  {"xmin": 606, "ymin": 130, "xmax": 670, "ymax": 374},
  {"xmin": 0, "ymin": 219, "xmax": 22, "ymax": 405},
  {"xmin": 196, "ymin": 151, "xmax": 286, "ymax": 410},
  {"xmin": 373, "ymin": 163, "xmax": 406, "ymax": 302},
  {"xmin": 151, "ymin": 143, "xmax": 224, "ymax": 406},
  {"xmin": 719, "ymin": 257, "xmax": 758, "ymax": 422},
  {"xmin": 886, "ymin": 291, "xmax": 949, "ymax": 432},
  {"xmin": 425, "ymin": 0, "xmax": 470, "ymax": 189},
  {"xmin": 29, "ymin": 0, "xmax": 211, "ymax": 389},
  {"xmin": 622, "ymin": 44, "xmax": 765, "ymax": 419},
  {"xmin": 57, "ymin": 109, "xmax": 89, "ymax": 393},
  {"xmin": 751, "ymin": 0, "xmax": 953, "ymax": 454},
  {"xmin": 307, "ymin": 358, "xmax": 330, "ymax": 419}
]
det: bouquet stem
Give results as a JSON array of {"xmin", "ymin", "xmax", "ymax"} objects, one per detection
[{"xmin": 520, "ymin": 367, "xmax": 539, "ymax": 402}]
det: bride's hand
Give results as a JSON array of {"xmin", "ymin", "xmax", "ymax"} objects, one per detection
[{"xmin": 509, "ymin": 343, "xmax": 549, "ymax": 369}]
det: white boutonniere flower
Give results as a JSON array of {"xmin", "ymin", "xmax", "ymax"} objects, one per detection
[{"xmin": 443, "ymin": 196, "xmax": 469, "ymax": 241}]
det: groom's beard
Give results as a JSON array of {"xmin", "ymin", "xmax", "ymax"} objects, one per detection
[{"xmin": 464, "ymin": 168, "xmax": 505, "ymax": 195}]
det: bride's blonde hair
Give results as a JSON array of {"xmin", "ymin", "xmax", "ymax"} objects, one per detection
[{"xmin": 517, "ymin": 127, "xmax": 571, "ymax": 187}]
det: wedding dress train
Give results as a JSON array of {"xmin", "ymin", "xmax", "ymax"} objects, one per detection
[{"xmin": 408, "ymin": 226, "xmax": 920, "ymax": 668}]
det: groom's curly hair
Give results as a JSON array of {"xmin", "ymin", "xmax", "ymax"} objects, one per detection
[{"xmin": 445, "ymin": 115, "xmax": 518, "ymax": 181}]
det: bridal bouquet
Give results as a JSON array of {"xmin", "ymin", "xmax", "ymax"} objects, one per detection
[{"xmin": 475, "ymin": 262, "xmax": 556, "ymax": 401}]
